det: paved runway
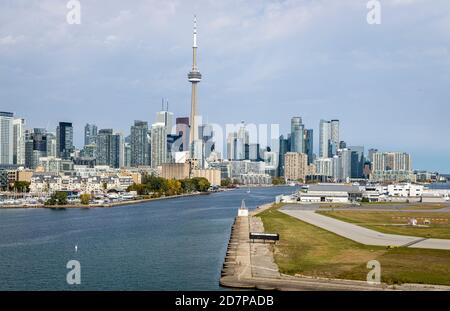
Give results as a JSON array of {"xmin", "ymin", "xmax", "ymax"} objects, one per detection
[{"xmin": 280, "ymin": 208, "xmax": 450, "ymax": 250}]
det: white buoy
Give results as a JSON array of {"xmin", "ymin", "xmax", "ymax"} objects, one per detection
[{"xmin": 75, "ymin": 245, "xmax": 78, "ymax": 253}]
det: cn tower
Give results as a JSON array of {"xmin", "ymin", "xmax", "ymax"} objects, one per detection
[{"xmin": 188, "ymin": 15, "xmax": 202, "ymax": 158}]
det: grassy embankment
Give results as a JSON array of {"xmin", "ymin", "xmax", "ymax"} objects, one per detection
[
  {"xmin": 317, "ymin": 210, "xmax": 450, "ymax": 239},
  {"xmin": 258, "ymin": 206, "xmax": 450, "ymax": 285}
]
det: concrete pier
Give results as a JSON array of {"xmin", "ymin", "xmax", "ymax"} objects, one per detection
[{"xmin": 219, "ymin": 203, "xmax": 450, "ymax": 291}]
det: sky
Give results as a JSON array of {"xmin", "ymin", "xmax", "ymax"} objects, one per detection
[{"xmin": 1, "ymin": 0, "xmax": 449, "ymax": 172}]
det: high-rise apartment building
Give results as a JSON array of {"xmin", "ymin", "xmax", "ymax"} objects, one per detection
[
  {"xmin": 130, "ymin": 120, "xmax": 149, "ymax": 167},
  {"xmin": 96, "ymin": 129, "xmax": 123, "ymax": 168},
  {"xmin": 13, "ymin": 118, "xmax": 25, "ymax": 165},
  {"xmin": 0, "ymin": 112, "xmax": 14, "ymax": 165},
  {"xmin": 290, "ymin": 117, "xmax": 304, "ymax": 153},
  {"xmin": 304, "ymin": 129, "xmax": 313, "ymax": 165},
  {"xmin": 278, "ymin": 135, "xmax": 289, "ymax": 177},
  {"xmin": 56, "ymin": 122, "xmax": 73, "ymax": 159},
  {"xmin": 284, "ymin": 152, "xmax": 308, "ymax": 181},
  {"xmin": 46, "ymin": 133, "xmax": 57, "ymax": 158},
  {"xmin": 330, "ymin": 119, "xmax": 340, "ymax": 155},
  {"xmin": 150, "ymin": 123, "xmax": 167, "ymax": 168},
  {"xmin": 319, "ymin": 119, "xmax": 340, "ymax": 158},
  {"xmin": 319, "ymin": 119, "xmax": 331, "ymax": 158},
  {"xmin": 371, "ymin": 152, "xmax": 413, "ymax": 182},
  {"xmin": 84, "ymin": 123, "xmax": 98, "ymax": 146}
]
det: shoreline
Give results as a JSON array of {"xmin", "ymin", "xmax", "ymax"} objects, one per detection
[{"xmin": 0, "ymin": 191, "xmax": 215, "ymax": 209}]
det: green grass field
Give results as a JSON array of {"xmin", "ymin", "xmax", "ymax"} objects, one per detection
[
  {"xmin": 258, "ymin": 207, "xmax": 450, "ymax": 285},
  {"xmin": 317, "ymin": 210, "xmax": 450, "ymax": 239}
]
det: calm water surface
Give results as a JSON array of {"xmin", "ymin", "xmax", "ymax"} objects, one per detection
[{"xmin": 0, "ymin": 186, "xmax": 298, "ymax": 290}]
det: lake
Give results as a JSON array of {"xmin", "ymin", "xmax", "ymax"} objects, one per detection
[{"xmin": 0, "ymin": 186, "xmax": 298, "ymax": 290}]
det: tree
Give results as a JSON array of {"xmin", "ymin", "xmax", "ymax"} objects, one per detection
[
  {"xmin": 127, "ymin": 183, "xmax": 149, "ymax": 195},
  {"xmin": 166, "ymin": 179, "xmax": 182, "ymax": 196},
  {"xmin": 45, "ymin": 191, "xmax": 68, "ymax": 206},
  {"xmin": 272, "ymin": 177, "xmax": 286, "ymax": 185},
  {"xmin": 221, "ymin": 178, "xmax": 232, "ymax": 187},
  {"xmin": 80, "ymin": 194, "xmax": 91, "ymax": 205},
  {"xmin": 11, "ymin": 181, "xmax": 31, "ymax": 192},
  {"xmin": 191, "ymin": 177, "xmax": 211, "ymax": 192}
]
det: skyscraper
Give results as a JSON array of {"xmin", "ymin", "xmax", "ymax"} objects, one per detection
[
  {"xmin": 348, "ymin": 146, "xmax": 365, "ymax": 179},
  {"xmin": 46, "ymin": 133, "xmax": 57, "ymax": 158},
  {"xmin": 156, "ymin": 101, "xmax": 174, "ymax": 135},
  {"xmin": 319, "ymin": 120, "xmax": 331, "ymax": 158},
  {"xmin": 130, "ymin": 120, "xmax": 149, "ymax": 167},
  {"xmin": 319, "ymin": 119, "xmax": 340, "ymax": 158},
  {"xmin": 278, "ymin": 135, "xmax": 289, "ymax": 177},
  {"xmin": 84, "ymin": 123, "xmax": 98, "ymax": 146},
  {"xmin": 24, "ymin": 128, "xmax": 48, "ymax": 169},
  {"xmin": 188, "ymin": 16, "xmax": 202, "ymax": 159},
  {"xmin": 96, "ymin": 129, "xmax": 123, "ymax": 168},
  {"xmin": 13, "ymin": 117, "xmax": 25, "ymax": 165},
  {"xmin": 56, "ymin": 122, "xmax": 73, "ymax": 159},
  {"xmin": 0, "ymin": 112, "xmax": 14, "ymax": 165},
  {"xmin": 176, "ymin": 117, "xmax": 190, "ymax": 152},
  {"xmin": 330, "ymin": 119, "xmax": 340, "ymax": 155},
  {"xmin": 304, "ymin": 129, "xmax": 314, "ymax": 165},
  {"xmin": 290, "ymin": 117, "xmax": 304, "ymax": 153},
  {"xmin": 151, "ymin": 123, "xmax": 167, "ymax": 168}
]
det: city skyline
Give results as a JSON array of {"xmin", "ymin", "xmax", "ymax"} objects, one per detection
[{"xmin": 1, "ymin": 1, "xmax": 450, "ymax": 171}]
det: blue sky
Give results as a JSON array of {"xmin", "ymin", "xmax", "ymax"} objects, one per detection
[{"xmin": 1, "ymin": 0, "xmax": 449, "ymax": 172}]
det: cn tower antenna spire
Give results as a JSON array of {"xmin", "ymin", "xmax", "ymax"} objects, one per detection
[{"xmin": 193, "ymin": 15, "xmax": 198, "ymax": 48}]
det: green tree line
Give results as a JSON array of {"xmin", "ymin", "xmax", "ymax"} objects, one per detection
[{"xmin": 127, "ymin": 175, "xmax": 211, "ymax": 197}]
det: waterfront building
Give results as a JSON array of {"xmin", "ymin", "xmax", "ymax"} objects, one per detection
[
  {"xmin": 130, "ymin": 120, "xmax": 149, "ymax": 167},
  {"xmin": 192, "ymin": 168, "xmax": 221, "ymax": 186},
  {"xmin": 12, "ymin": 117, "xmax": 25, "ymax": 165},
  {"xmin": 84, "ymin": 123, "xmax": 98, "ymax": 146},
  {"xmin": 238, "ymin": 173, "xmax": 272, "ymax": 185},
  {"xmin": 298, "ymin": 184, "xmax": 361, "ymax": 203},
  {"xmin": 284, "ymin": 152, "xmax": 308, "ymax": 181},
  {"xmin": 314, "ymin": 158, "xmax": 334, "ymax": 177},
  {"xmin": 56, "ymin": 122, "xmax": 73, "ymax": 159},
  {"xmin": 161, "ymin": 163, "xmax": 190, "ymax": 180},
  {"xmin": 0, "ymin": 112, "xmax": 14, "ymax": 165},
  {"xmin": 371, "ymin": 151, "xmax": 413, "ymax": 182},
  {"xmin": 30, "ymin": 173, "xmax": 134, "ymax": 194}
]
